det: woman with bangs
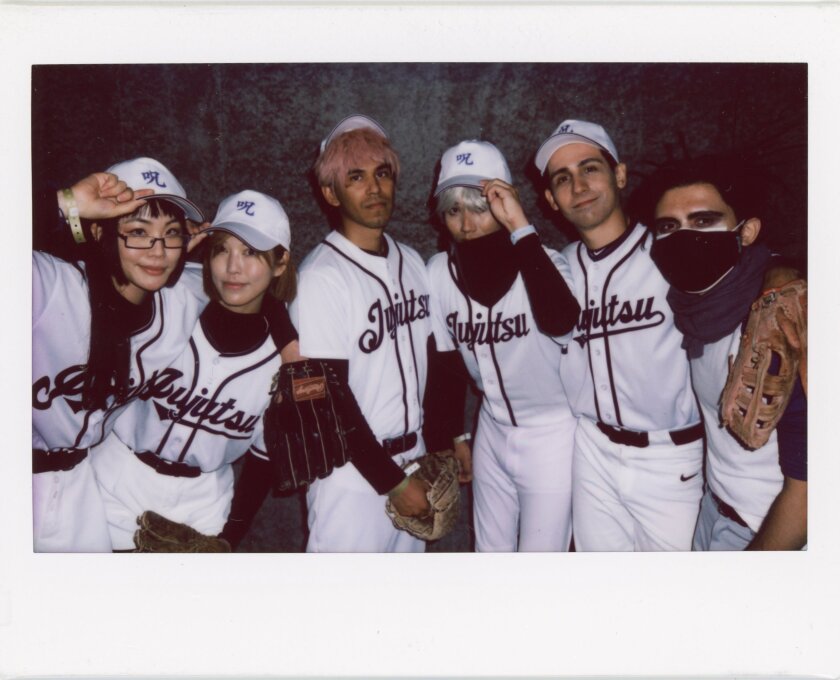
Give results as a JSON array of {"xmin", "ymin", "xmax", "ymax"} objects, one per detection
[
  {"xmin": 33, "ymin": 158, "xmax": 208, "ymax": 552},
  {"xmin": 91, "ymin": 190, "xmax": 299, "ymax": 551}
]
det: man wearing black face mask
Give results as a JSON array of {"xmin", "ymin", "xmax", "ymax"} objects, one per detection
[
  {"xmin": 649, "ymin": 159, "xmax": 807, "ymax": 550},
  {"xmin": 424, "ymin": 139, "xmax": 580, "ymax": 551}
]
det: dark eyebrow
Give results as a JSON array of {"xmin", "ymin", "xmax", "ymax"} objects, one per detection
[
  {"xmin": 547, "ymin": 156, "xmax": 604, "ymax": 179},
  {"xmin": 687, "ymin": 210, "xmax": 725, "ymax": 220}
]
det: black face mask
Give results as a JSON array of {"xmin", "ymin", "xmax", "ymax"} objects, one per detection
[{"xmin": 651, "ymin": 224, "xmax": 743, "ymax": 294}]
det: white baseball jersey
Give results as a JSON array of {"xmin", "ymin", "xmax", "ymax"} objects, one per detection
[
  {"xmin": 32, "ymin": 252, "xmax": 206, "ymax": 551},
  {"xmin": 427, "ymin": 246, "xmax": 577, "ymax": 552},
  {"xmin": 33, "ymin": 253, "xmax": 207, "ymax": 451},
  {"xmin": 290, "ymin": 231, "xmax": 431, "ymax": 441},
  {"xmin": 290, "ymin": 230, "xmax": 431, "ymax": 552},
  {"xmin": 111, "ymin": 317, "xmax": 279, "ymax": 471},
  {"xmin": 557, "ymin": 223, "xmax": 700, "ymax": 431},
  {"xmin": 427, "ymin": 249, "xmax": 571, "ymax": 426},
  {"xmin": 691, "ymin": 327, "xmax": 783, "ymax": 532}
]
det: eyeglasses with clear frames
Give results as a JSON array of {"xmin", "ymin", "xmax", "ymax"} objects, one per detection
[{"xmin": 117, "ymin": 233, "xmax": 188, "ymax": 249}]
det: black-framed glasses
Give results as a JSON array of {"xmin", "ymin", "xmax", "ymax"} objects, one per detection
[{"xmin": 117, "ymin": 233, "xmax": 188, "ymax": 249}]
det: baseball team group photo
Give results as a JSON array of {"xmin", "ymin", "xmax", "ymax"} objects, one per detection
[{"xmin": 30, "ymin": 62, "xmax": 807, "ymax": 554}]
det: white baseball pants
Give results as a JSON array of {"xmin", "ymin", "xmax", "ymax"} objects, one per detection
[{"xmin": 473, "ymin": 409, "xmax": 576, "ymax": 552}]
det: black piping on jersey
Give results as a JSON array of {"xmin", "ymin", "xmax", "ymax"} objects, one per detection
[
  {"xmin": 177, "ymin": 347, "xmax": 279, "ymax": 460},
  {"xmin": 153, "ymin": 337, "xmax": 202, "ymax": 456},
  {"xmin": 158, "ymin": 340, "xmax": 279, "ymax": 461},
  {"xmin": 396, "ymin": 244, "xmax": 423, "ymax": 417},
  {"xmin": 94, "ymin": 290, "xmax": 167, "ymax": 442},
  {"xmin": 322, "ymin": 238, "xmax": 411, "ymax": 437},
  {"xmin": 576, "ymin": 228, "xmax": 649, "ymax": 428},
  {"xmin": 446, "ymin": 255, "xmax": 517, "ymax": 427},
  {"xmin": 132, "ymin": 290, "xmax": 166, "ymax": 392}
]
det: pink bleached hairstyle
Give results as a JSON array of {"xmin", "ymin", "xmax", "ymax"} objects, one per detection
[{"xmin": 314, "ymin": 127, "xmax": 401, "ymax": 191}]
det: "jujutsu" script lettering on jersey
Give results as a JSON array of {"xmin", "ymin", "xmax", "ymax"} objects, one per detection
[
  {"xmin": 446, "ymin": 311, "xmax": 530, "ymax": 352},
  {"xmin": 573, "ymin": 294, "xmax": 665, "ymax": 347},
  {"xmin": 359, "ymin": 290, "xmax": 430, "ymax": 353}
]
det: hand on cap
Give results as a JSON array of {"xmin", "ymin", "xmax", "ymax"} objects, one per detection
[
  {"xmin": 183, "ymin": 220, "xmax": 210, "ymax": 254},
  {"xmin": 60, "ymin": 172, "xmax": 154, "ymax": 221},
  {"xmin": 481, "ymin": 179, "xmax": 530, "ymax": 233}
]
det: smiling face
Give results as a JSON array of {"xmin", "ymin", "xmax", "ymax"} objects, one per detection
[
  {"xmin": 544, "ymin": 142, "xmax": 627, "ymax": 247},
  {"xmin": 209, "ymin": 234, "xmax": 286, "ymax": 314},
  {"xmin": 106, "ymin": 205, "xmax": 186, "ymax": 304},
  {"xmin": 322, "ymin": 158, "xmax": 395, "ymax": 235}
]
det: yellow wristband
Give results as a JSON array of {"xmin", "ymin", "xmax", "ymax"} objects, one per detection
[{"xmin": 61, "ymin": 188, "xmax": 86, "ymax": 244}]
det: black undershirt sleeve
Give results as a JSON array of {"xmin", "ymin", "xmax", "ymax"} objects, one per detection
[
  {"xmin": 322, "ymin": 360, "xmax": 405, "ymax": 495},
  {"xmin": 218, "ymin": 451, "xmax": 273, "ymax": 550},
  {"xmin": 423, "ymin": 335, "xmax": 469, "ymax": 451},
  {"xmin": 262, "ymin": 297, "xmax": 299, "ymax": 351},
  {"xmin": 513, "ymin": 233, "xmax": 580, "ymax": 336},
  {"xmin": 777, "ymin": 377, "xmax": 807, "ymax": 481}
]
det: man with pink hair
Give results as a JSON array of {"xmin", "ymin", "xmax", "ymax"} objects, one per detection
[{"xmin": 289, "ymin": 115, "xmax": 434, "ymax": 552}]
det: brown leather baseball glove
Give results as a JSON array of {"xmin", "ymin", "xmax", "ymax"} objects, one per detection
[
  {"xmin": 720, "ymin": 278, "xmax": 807, "ymax": 449},
  {"xmin": 385, "ymin": 452, "xmax": 460, "ymax": 541},
  {"xmin": 133, "ymin": 511, "xmax": 231, "ymax": 553}
]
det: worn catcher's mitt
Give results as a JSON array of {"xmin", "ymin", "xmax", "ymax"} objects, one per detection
[
  {"xmin": 263, "ymin": 359, "xmax": 351, "ymax": 494},
  {"xmin": 721, "ymin": 279, "xmax": 807, "ymax": 450},
  {"xmin": 133, "ymin": 511, "xmax": 231, "ymax": 553},
  {"xmin": 385, "ymin": 452, "xmax": 460, "ymax": 541}
]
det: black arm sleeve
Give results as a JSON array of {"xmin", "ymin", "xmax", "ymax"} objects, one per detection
[
  {"xmin": 218, "ymin": 451, "xmax": 273, "ymax": 550},
  {"xmin": 262, "ymin": 297, "xmax": 299, "ymax": 351},
  {"xmin": 513, "ymin": 233, "xmax": 580, "ymax": 336},
  {"xmin": 328, "ymin": 361, "xmax": 405, "ymax": 495},
  {"xmin": 777, "ymin": 377, "xmax": 807, "ymax": 481},
  {"xmin": 422, "ymin": 335, "xmax": 469, "ymax": 451}
]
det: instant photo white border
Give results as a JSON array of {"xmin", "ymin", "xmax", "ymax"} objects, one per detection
[{"xmin": 2, "ymin": 3, "xmax": 838, "ymax": 678}]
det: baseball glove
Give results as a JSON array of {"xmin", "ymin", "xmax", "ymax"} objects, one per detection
[
  {"xmin": 133, "ymin": 511, "xmax": 231, "ymax": 553},
  {"xmin": 385, "ymin": 452, "xmax": 460, "ymax": 541},
  {"xmin": 720, "ymin": 278, "xmax": 807, "ymax": 450},
  {"xmin": 263, "ymin": 359, "xmax": 352, "ymax": 494}
]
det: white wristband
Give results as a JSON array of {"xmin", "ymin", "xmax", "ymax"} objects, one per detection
[
  {"xmin": 510, "ymin": 224, "xmax": 537, "ymax": 245},
  {"xmin": 453, "ymin": 433, "xmax": 471, "ymax": 445}
]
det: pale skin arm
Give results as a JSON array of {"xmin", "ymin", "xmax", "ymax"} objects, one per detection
[
  {"xmin": 746, "ymin": 477, "xmax": 807, "ymax": 550},
  {"xmin": 425, "ymin": 439, "xmax": 473, "ymax": 484},
  {"xmin": 62, "ymin": 170, "xmax": 210, "ymax": 252},
  {"xmin": 451, "ymin": 439, "xmax": 473, "ymax": 483},
  {"xmin": 481, "ymin": 178, "xmax": 530, "ymax": 233},
  {"xmin": 58, "ymin": 172, "xmax": 154, "ymax": 221}
]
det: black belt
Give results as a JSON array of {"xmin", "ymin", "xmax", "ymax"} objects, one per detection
[
  {"xmin": 33, "ymin": 447, "xmax": 88, "ymax": 473},
  {"xmin": 135, "ymin": 451, "xmax": 201, "ymax": 478},
  {"xmin": 596, "ymin": 421, "xmax": 704, "ymax": 448},
  {"xmin": 382, "ymin": 432, "xmax": 418, "ymax": 456},
  {"xmin": 711, "ymin": 491, "xmax": 749, "ymax": 528}
]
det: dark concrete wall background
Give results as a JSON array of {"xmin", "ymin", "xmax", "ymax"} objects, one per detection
[
  {"xmin": 33, "ymin": 63, "xmax": 806, "ymax": 263},
  {"xmin": 31, "ymin": 63, "xmax": 807, "ymax": 551}
]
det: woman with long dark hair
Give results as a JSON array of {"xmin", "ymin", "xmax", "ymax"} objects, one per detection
[{"xmin": 33, "ymin": 158, "xmax": 207, "ymax": 551}]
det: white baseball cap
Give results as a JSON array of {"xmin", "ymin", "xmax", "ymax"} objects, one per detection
[
  {"xmin": 434, "ymin": 140, "xmax": 513, "ymax": 197},
  {"xmin": 534, "ymin": 119, "xmax": 620, "ymax": 175},
  {"xmin": 320, "ymin": 114, "xmax": 388, "ymax": 153},
  {"xmin": 106, "ymin": 157, "xmax": 205, "ymax": 222},
  {"xmin": 207, "ymin": 190, "xmax": 291, "ymax": 252}
]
